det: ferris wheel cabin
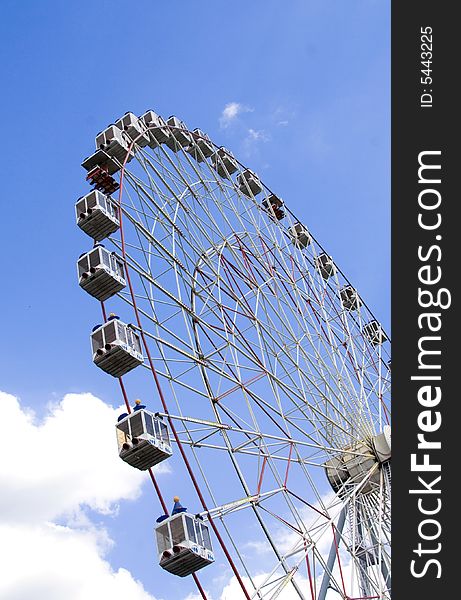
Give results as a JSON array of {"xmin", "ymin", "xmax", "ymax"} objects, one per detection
[
  {"xmin": 95, "ymin": 124, "xmax": 133, "ymax": 164},
  {"xmin": 155, "ymin": 500, "xmax": 214, "ymax": 577},
  {"xmin": 211, "ymin": 147, "xmax": 239, "ymax": 178},
  {"xmin": 186, "ymin": 129, "xmax": 215, "ymax": 162},
  {"xmin": 77, "ymin": 245, "xmax": 125, "ymax": 302},
  {"xmin": 140, "ymin": 110, "xmax": 171, "ymax": 147},
  {"xmin": 114, "ymin": 112, "xmax": 149, "ymax": 147},
  {"xmin": 75, "ymin": 190, "xmax": 120, "ymax": 241},
  {"xmin": 81, "ymin": 147, "xmax": 122, "ymax": 179},
  {"xmin": 340, "ymin": 285, "xmax": 361, "ymax": 311},
  {"xmin": 165, "ymin": 116, "xmax": 192, "ymax": 151},
  {"xmin": 237, "ymin": 169, "xmax": 263, "ymax": 197},
  {"xmin": 289, "ymin": 223, "xmax": 311, "ymax": 248},
  {"xmin": 315, "ymin": 252, "xmax": 336, "ymax": 280},
  {"xmin": 262, "ymin": 194, "xmax": 285, "ymax": 220},
  {"xmin": 91, "ymin": 316, "xmax": 144, "ymax": 378},
  {"xmin": 116, "ymin": 404, "xmax": 172, "ymax": 470},
  {"xmin": 363, "ymin": 320, "xmax": 388, "ymax": 346}
]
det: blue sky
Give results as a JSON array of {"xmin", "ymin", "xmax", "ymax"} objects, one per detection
[{"xmin": 0, "ymin": 1, "xmax": 390, "ymax": 599}]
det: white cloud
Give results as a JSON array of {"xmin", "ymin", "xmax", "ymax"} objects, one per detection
[
  {"xmin": 0, "ymin": 391, "xmax": 158, "ymax": 522},
  {"xmin": 247, "ymin": 128, "xmax": 270, "ymax": 142},
  {"xmin": 219, "ymin": 102, "xmax": 253, "ymax": 128},
  {"xmin": 0, "ymin": 523, "xmax": 159, "ymax": 600},
  {"xmin": 0, "ymin": 391, "xmax": 382, "ymax": 599},
  {"xmin": 241, "ymin": 128, "xmax": 271, "ymax": 158},
  {"xmin": 0, "ymin": 391, "xmax": 166, "ymax": 600}
]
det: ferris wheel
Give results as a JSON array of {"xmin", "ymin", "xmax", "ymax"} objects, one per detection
[{"xmin": 75, "ymin": 110, "xmax": 391, "ymax": 600}]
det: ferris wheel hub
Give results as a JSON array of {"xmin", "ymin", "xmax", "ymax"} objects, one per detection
[{"xmin": 324, "ymin": 430, "xmax": 392, "ymax": 495}]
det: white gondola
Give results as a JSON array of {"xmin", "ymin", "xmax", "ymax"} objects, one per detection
[
  {"xmin": 114, "ymin": 112, "xmax": 149, "ymax": 147},
  {"xmin": 116, "ymin": 402, "xmax": 172, "ymax": 470},
  {"xmin": 75, "ymin": 190, "xmax": 120, "ymax": 241},
  {"xmin": 340, "ymin": 285, "xmax": 361, "ymax": 311},
  {"xmin": 77, "ymin": 245, "xmax": 125, "ymax": 301},
  {"xmin": 237, "ymin": 169, "xmax": 263, "ymax": 197},
  {"xmin": 186, "ymin": 129, "xmax": 214, "ymax": 162},
  {"xmin": 91, "ymin": 316, "xmax": 144, "ymax": 378},
  {"xmin": 81, "ymin": 149, "xmax": 121, "ymax": 176},
  {"xmin": 165, "ymin": 116, "xmax": 192, "ymax": 152},
  {"xmin": 95, "ymin": 125, "xmax": 134, "ymax": 164},
  {"xmin": 211, "ymin": 147, "xmax": 239, "ymax": 179},
  {"xmin": 156, "ymin": 500, "xmax": 214, "ymax": 577},
  {"xmin": 289, "ymin": 223, "xmax": 311, "ymax": 248},
  {"xmin": 140, "ymin": 110, "xmax": 171, "ymax": 147},
  {"xmin": 315, "ymin": 252, "xmax": 336, "ymax": 280},
  {"xmin": 262, "ymin": 194, "xmax": 285, "ymax": 220},
  {"xmin": 363, "ymin": 320, "xmax": 387, "ymax": 346}
]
